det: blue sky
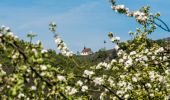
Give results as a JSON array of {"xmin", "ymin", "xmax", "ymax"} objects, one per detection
[{"xmin": 0, "ymin": 0, "xmax": 170, "ymax": 53}]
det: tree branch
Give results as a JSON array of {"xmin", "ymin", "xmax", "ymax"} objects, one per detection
[
  {"xmin": 75, "ymin": 75, "xmax": 123, "ymax": 100},
  {"xmin": 3, "ymin": 39, "xmax": 68, "ymax": 99}
]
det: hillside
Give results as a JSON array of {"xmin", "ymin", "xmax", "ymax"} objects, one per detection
[{"xmin": 76, "ymin": 37, "xmax": 170, "ymax": 64}]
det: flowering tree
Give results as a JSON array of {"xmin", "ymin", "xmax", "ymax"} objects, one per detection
[{"xmin": 0, "ymin": 0, "xmax": 170, "ymax": 99}]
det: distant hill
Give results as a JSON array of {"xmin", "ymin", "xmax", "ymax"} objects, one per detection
[
  {"xmin": 76, "ymin": 37, "xmax": 170, "ymax": 63},
  {"xmin": 162, "ymin": 37, "xmax": 170, "ymax": 42}
]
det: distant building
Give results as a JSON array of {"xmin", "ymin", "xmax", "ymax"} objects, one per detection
[{"xmin": 80, "ymin": 47, "xmax": 93, "ymax": 56}]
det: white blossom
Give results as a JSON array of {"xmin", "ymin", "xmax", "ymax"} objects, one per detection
[
  {"xmin": 41, "ymin": 49, "xmax": 47, "ymax": 53},
  {"xmin": 118, "ymin": 81, "xmax": 126, "ymax": 87},
  {"xmin": 119, "ymin": 59, "xmax": 124, "ymax": 63},
  {"xmin": 81, "ymin": 86, "xmax": 88, "ymax": 92},
  {"xmin": 158, "ymin": 75, "xmax": 164, "ymax": 83},
  {"xmin": 151, "ymin": 56, "xmax": 156, "ymax": 60},
  {"xmin": 163, "ymin": 56, "xmax": 167, "ymax": 61},
  {"xmin": 144, "ymin": 49, "xmax": 149, "ymax": 53},
  {"xmin": 18, "ymin": 93, "xmax": 25, "ymax": 98},
  {"xmin": 27, "ymin": 69, "xmax": 31, "ymax": 73},
  {"xmin": 133, "ymin": 11, "xmax": 147, "ymax": 22},
  {"xmin": 145, "ymin": 83, "xmax": 152, "ymax": 88},
  {"xmin": 157, "ymin": 47, "xmax": 164, "ymax": 52},
  {"xmin": 100, "ymin": 92, "xmax": 106, "ymax": 100},
  {"xmin": 12, "ymin": 53, "xmax": 18, "ymax": 59},
  {"xmin": 7, "ymin": 32, "xmax": 14, "ymax": 37},
  {"xmin": 110, "ymin": 36, "xmax": 120, "ymax": 42},
  {"xmin": 124, "ymin": 94, "xmax": 129, "ymax": 99},
  {"xmin": 126, "ymin": 83, "xmax": 133, "ymax": 90},
  {"xmin": 132, "ymin": 77, "xmax": 137, "ymax": 82},
  {"xmin": 149, "ymin": 71, "xmax": 155, "ymax": 81},
  {"xmin": 111, "ymin": 4, "xmax": 147, "ymax": 23},
  {"xmin": 65, "ymin": 86, "xmax": 77, "ymax": 95},
  {"xmin": 55, "ymin": 37, "xmax": 62, "ymax": 44},
  {"xmin": 40, "ymin": 65, "xmax": 47, "ymax": 70},
  {"xmin": 165, "ymin": 95, "xmax": 170, "ymax": 100},
  {"xmin": 57, "ymin": 75, "xmax": 66, "ymax": 82},
  {"xmin": 93, "ymin": 77, "xmax": 104, "ymax": 85},
  {"xmin": 120, "ymin": 75, "xmax": 125, "ymax": 79},
  {"xmin": 140, "ymin": 56, "xmax": 148, "ymax": 61},
  {"xmin": 96, "ymin": 62, "xmax": 110, "ymax": 70},
  {"xmin": 125, "ymin": 58, "xmax": 132, "ymax": 67},
  {"xmin": 130, "ymin": 51, "xmax": 136, "ymax": 55},
  {"xmin": 54, "ymin": 35, "xmax": 73, "ymax": 57},
  {"xmin": 96, "ymin": 63, "xmax": 102, "ymax": 69},
  {"xmin": 106, "ymin": 64, "xmax": 111, "ymax": 70},
  {"xmin": 111, "ymin": 59, "xmax": 117, "ymax": 64},
  {"xmin": 76, "ymin": 80, "xmax": 83, "ymax": 86},
  {"xmin": 31, "ymin": 86, "xmax": 37, "ymax": 90},
  {"xmin": 116, "ymin": 90, "xmax": 125, "ymax": 96},
  {"xmin": 83, "ymin": 70, "xmax": 94, "ymax": 77},
  {"xmin": 108, "ymin": 78, "xmax": 115, "ymax": 86},
  {"xmin": 40, "ymin": 72, "xmax": 45, "ymax": 76},
  {"xmin": 7, "ymin": 85, "xmax": 10, "ymax": 88},
  {"xmin": 4, "ymin": 27, "xmax": 10, "ymax": 31},
  {"xmin": 165, "ymin": 69, "xmax": 170, "ymax": 75},
  {"xmin": 115, "ymin": 44, "xmax": 119, "ymax": 50},
  {"xmin": 32, "ymin": 48, "xmax": 38, "ymax": 55},
  {"xmin": 65, "ymin": 51, "xmax": 73, "ymax": 57}
]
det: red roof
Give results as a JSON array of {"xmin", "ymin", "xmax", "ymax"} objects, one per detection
[{"xmin": 82, "ymin": 48, "xmax": 92, "ymax": 53}]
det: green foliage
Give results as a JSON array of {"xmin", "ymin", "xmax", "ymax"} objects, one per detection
[{"xmin": 0, "ymin": 0, "xmax": 170, "ymax": 99}]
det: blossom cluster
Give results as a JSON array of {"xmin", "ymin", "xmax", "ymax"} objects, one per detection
[
  {"xmin": 65, "ymin": 86, "xmax": 77, "ymax": 95},
  {"xmin": 0, "ymin": 0, "xmax": 170, "ymax": 99},
  {"xmin": 48, "ymin": 15, "xmax": 169, "ymax": 99},
  {"xmin": 0, "ymin": 25, "xmax": 15, "ymax": 38},
  {"xmin": 76, "ymin": 80, "xmax": 88, "ymax": 92},
  {"xmin": 49, "ymin": 22, "xmax": 73, "ymax": 57},
  {"xmin": 111, "ymin": 1, "xmax": 148, "ymax": 24},
  {"xmin": 54, "ymin": 35, "xmax": 73, "ymax": 57},
  {"xmin": 133, "ymin": 11, "xmax": 147, "ymax": 23},
  {"xmin": 74, "ymin": 30, "xmax": 170, "ymax": 99},
  {"xmin": 0, "ymin": 24, "xmax": 169, "ymax": 99}
]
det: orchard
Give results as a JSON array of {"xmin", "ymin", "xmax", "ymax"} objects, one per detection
[{"xmin": 0, "ymin": 0, "xmax": 170, "ymax": 100}]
